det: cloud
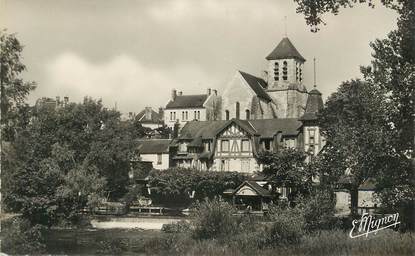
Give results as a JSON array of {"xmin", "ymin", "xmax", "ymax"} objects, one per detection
[
  {"xmin": 44, "ymin": 52, "xmax": 219, "ymax": 113},
  {"xmin": 145, "ymin": 0, "xmax": 283, "ymax": 23}
]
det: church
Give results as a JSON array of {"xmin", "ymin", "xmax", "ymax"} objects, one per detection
[{"xmin": 165, "ymin": 37, "xmax": 325, "ymax": 173}]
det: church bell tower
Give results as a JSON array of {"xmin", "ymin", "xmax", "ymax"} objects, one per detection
[{"xmin": 265, "ymin": 37, "xmax": 308, "ymax": 118}]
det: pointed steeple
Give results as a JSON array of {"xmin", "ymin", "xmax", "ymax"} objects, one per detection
[
  {"xmin": 299, "ymin": 88, "xmax": 324, "ymax": 121},
  {"xmin": 266, "ymin": 37, "xmax": 305, "ymax": 61}
]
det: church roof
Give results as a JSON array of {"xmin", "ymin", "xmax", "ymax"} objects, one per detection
[
  {"xmin": 266, "ymin": 37, "xmax": 306, "ymax": 62},
  {"xmin": 166, "ymin": 94, "xmax": 208, "ymax": 109},
  {"xmin": 239, "ymin": 71, "xmax": 272, "ymax": 101},
  {"xmin": 299, "ymin": 88, "xmax": 324, "ymax": 121}
]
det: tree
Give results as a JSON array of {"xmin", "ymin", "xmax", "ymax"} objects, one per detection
[
  {"xmin": 0, "ymin": 30, "xmax": 36, "ymax": 141},
  {"xmin": 3, "ymin": 97, "xmax": 141, "ymax": 225},
  {"xmin": 294, "ymin": 0, "xmax": 414, "ymax": 229},
  {"xmin": 258, "ymin": 149, "xmax": 313, "ymax": 198}
]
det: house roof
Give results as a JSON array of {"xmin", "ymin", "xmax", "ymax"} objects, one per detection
[
  {"xmin": 165, "ymin": 94, "xmax": 208, "ymax": 109},
  {"xmin": 179, "ymin": 118, "xmax": 302, "ymax": 140},
  {"xmin": 137, "ymin": 139, "xmax": 171, "ymax": 154},
  {"xmin": 359, "ymin": 178, "xmax": 377, "ymax": 191},
  {"xmin": 249, "ymin": 118, "xmax": 302, "ymax": 137},
  {"xmin": 299, "ymin": 88, "xmax": 324, "ymax": 121},
  {"xmin": 232, "ymin": 180, "xmax": 272, "ymax": 197},
  {"xmin": 266, "ymin": 37, "xmax": 306, "ymax": 62},
  {"xmin": 239, "ymin": 71, "xmax": 272, "ymax": 101},
  {"xmin": 136, "ymin": 108, "xmax": 163, "ymax": 124}
]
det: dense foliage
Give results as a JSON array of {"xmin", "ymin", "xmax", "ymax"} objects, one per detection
[
  {"xmin": 294, "ymin": 0, "xmax": 414, "ymax": 229},
  {"xmin": 258, "ymin": 149, "xmax": 314, "ymax": 197},
  {"xmin": 2, "ymin": 97, "xmax": 148, "ymax": 225},
  {"xmin": 147, "ymin": 168, "xmax": 247, "ymax": 205},
  {"xmin": 0, "ymin": 30, "xmax": 36, "ymax": 141}
]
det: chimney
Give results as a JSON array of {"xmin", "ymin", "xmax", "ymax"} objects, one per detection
[
  {"xmin": 171, "ymin": 89, "xmax": 177, "ymax": 101},
  {"xmin": 207, "ymin": 88, "xmax": 211, "ymax": 95},
  {"xmin": 213, "ymin": 89, "xmax": 217, "ymax": 96},
  {"xmin": 178, "ymin": 91, "xmax": 183, "ymax": 96},
  {"xmin": 173, "ymin": 122, "xmax": 180, "ymax": 139},
  {"xmin": 158, "ymin": 107, "xmax": 164, "ymax": 120},
  {"xmin": 145, "ymin": 107, "xmax": 152, "ymax": 120},
  {"xmin": 261, "ymin": 70, "xmax": 268, "ymax": 86}
]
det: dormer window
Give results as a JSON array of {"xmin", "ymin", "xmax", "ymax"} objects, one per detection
[{"xmin": 283, "ymin": 61, "xmax": 288, "ymax": 81}]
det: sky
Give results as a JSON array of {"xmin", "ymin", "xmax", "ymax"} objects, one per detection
[{"xmin": 1, "ymin": 0, "xmax": 398, "ymax": 114}]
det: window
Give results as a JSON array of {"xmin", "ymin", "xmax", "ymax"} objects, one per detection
[
  {"xmin": 296, "ymin": 62, "xmax": 299, "ymax": 81},
  {"xmin": 308, "ymin": 129, "xmax": 316, "ymax": 144},
  {"xmin": 283, "ymin": 61, "xmax": 288, "ymax": 81},
  {"xmin": 274, "ymin": 62, "xmax": 279, "ymax": 81},
  {"xmin": 194, "ymin": 111, "xmax": 197, "ymax": 119},
  {"xmin": 182, "ymin": 111, "xmax": 185, "ymax": 120},
  {"xmin": 197, "ymin": 111, "xmax": 200, "ymax": 120},
  {"xmin": 221, "ymin": 159, "xmax": 228, "ymax": 172},
  {"xmin": 170, "ymin": 112, "xmax": 173, "ymax": 121},
  {"xmin": 245, "ymin": 109, "xmax": 250, "ymax": 120},
  {"xmin": 225, "ymin": 110, "xmax": 230, "ymax": 120},
  {"xmin": 185, "ymin": 111, "xmax": 188, "ymax": 120},
  {"xmin": 299, "ymin": 63, "xmax": 303, "ymax": 82},
  {"xmin": 235, "ymin": 102, "xmax": 240, "ymax": 119},
  {"xmin": 205, "ymin": 142, "xmax": 211, "ymax": 152},
  {"xmin": 157, "ymin": 154, "xmax": 162, "ymax": 165},
  {"xmin": 264, "ymin": 140, "xmax": 271, "ymax": 151},
  {"xmin": 179, "ymin": 143, "xmax": 187, "ymax": 152},
  {"xmin": 173, "ymin": 112, "xmax": 176, "ymax": 120},
  {"xmin": 221, "ymin": 140, "xmax": 230, "ymax": 152},
  {"xmin": 241, "ymin": 139, "xmax": 250, "ymax": 152}
]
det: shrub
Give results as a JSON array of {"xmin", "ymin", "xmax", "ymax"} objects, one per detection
[
  {"xmin": 296, "ymin": 188, "xmax": 339, "ymax": 231},
  {"xmin": 162, "ymin": 220, "xmax": 192, "ymax": 233},
  {"xmin": 264, "ymin": 203, "xmax": 305, "ymax": 246},
  {"xmin": 191, "ymin": 197, "xmax": 239, "ymax": 240},
  {"xmin": 1, "ymin": 217, "xmax": 46, "ymax": 254}
]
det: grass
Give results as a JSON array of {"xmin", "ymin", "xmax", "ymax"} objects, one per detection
[{"xmin": 148, "ymin": 229, "xmax": 414, "ymax": 256}]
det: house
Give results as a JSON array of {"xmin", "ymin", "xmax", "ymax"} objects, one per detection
[
  {"xmin": 136, "ymin": 139, "xmax": 171, "ymax": 170},
  {"xmin": 164, "ymin": 88, "xmax": 221, "ymax": 129},
  {"xmin": 171, "ymin": 118, "xmax": 308, "ymax": 173},
  {"xmin": 222, "ymin": 37, "xmax": 308, "ymax": 120},
  {"xmin": 170, "ymin": 82, "xmax": 325, "ymax": 173},
  {"xmin": 224, "ymin": 180, "xmax": 273, "ymax": 212},
  {"xmin": 35, "ymin": 96, "xmax": 70, "ymax": 110},
  {"xmin": 334, "ymin": 176, "xmax": 380, "ymax": 216},
  {"xmin": 136, "ymin": 107, "xmax": 164, "ymax": 129},
  {"xmin": 358, "ymin": 178, "xmax": 380, "ymax": 214}
]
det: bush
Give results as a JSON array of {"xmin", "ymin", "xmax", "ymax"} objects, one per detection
[
  {"xmin": 191, "ymin": 197, "xmax": 239, "ymax": 240},
  {"xmin": 162, "ymin": 220, "xmax": 192, "ymax": 233},
  {"xmin": 1, "ymin": 217, "xmax": 46, "ymax": 254},
  {"xmin": 148, "ymin": 168, "xmax": 246, "ymax": 205},
  {"xmin": 265, "ymin": 203, "xmax": 305, "ymax": 246}
]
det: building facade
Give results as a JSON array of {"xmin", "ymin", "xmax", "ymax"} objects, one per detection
[
  {"xmin": 164, "ymin": 88, "xmax": 221, "ymax": 129},
  {"xmin": 136, "ymin": 107, "xmax": 164, "ymax": 129},
  {"xmin": 222, "ymin": 37, "xmax": 309, "ymax": 120},
  {"xmin": 136, "ymin": 139, "xmax": 171, "ymax": 170}
]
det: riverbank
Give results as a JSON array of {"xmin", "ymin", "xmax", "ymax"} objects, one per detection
[
  {"xmin": 32, "ymin": 227, "xmax": 415, "ymax": 255},
  {"xmin": 90, "ymin": 216, "xmax": 185, "ymax": 229}
]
